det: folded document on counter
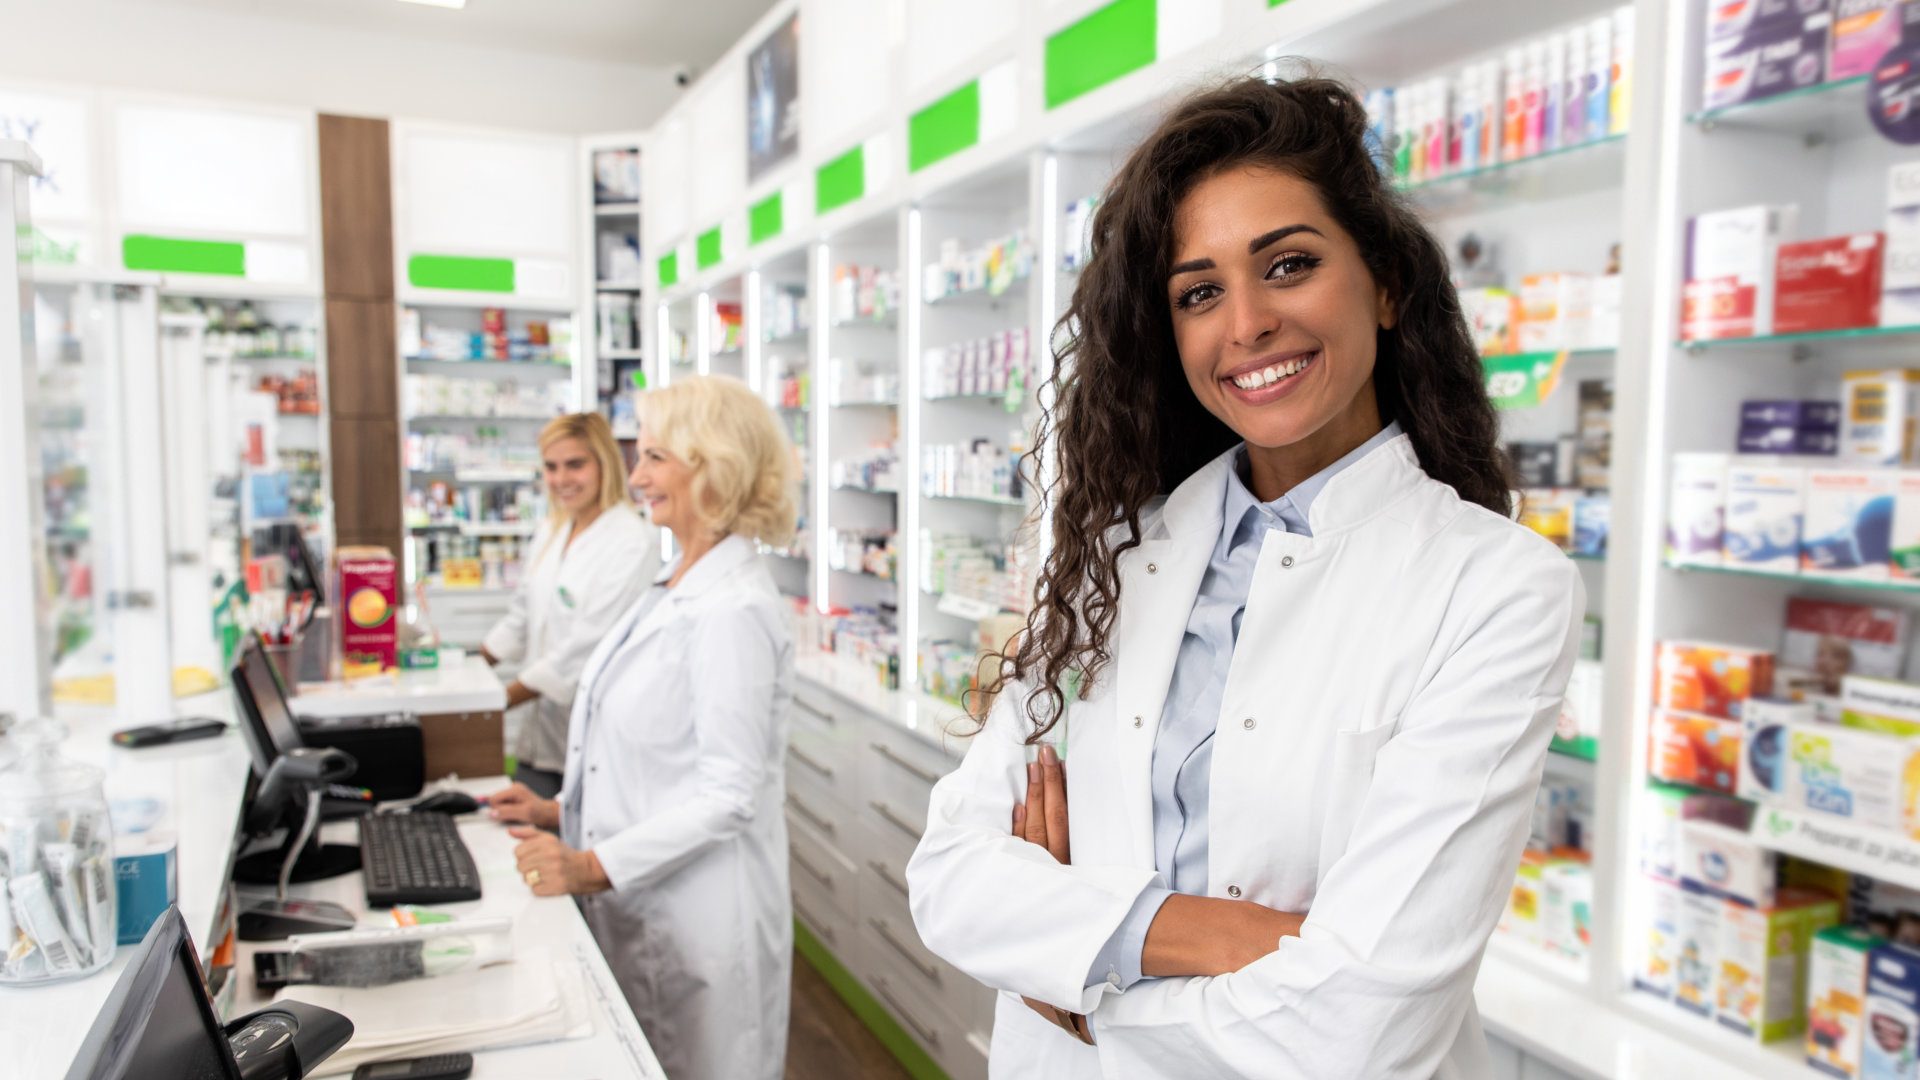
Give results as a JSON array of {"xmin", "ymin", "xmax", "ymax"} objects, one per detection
[{"xmin": 276, "ymin": 947, "xmax": 593, "ymax": 1076}]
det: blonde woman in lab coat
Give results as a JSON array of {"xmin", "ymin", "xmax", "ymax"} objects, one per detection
[
  {"xmin": 906, "ymin": 76, "xmax": 1585, "ymax": 1079},
  {"xmin": 480, "ymin": 412, "xmax": 659, "ymax": 798},
  {"xmin": 488, "ymin": 376, "xmax": 796, "ymax": 1080}
]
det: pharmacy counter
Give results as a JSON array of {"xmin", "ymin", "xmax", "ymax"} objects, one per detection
[
  {"xmin": 4, "ymin": 687, "xmax": 253, "ymax": 1079},
  {"xmin": 292, "ymin": 651, "xmax": 509, "ymax": 783},
  {"xmin": 228, "ymin": 777, "xmax": 665, "ymax": 1079}
]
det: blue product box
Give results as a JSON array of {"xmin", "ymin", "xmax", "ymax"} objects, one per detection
[
  {"xmin": 1865, "ymin": 942, "xmax": 1920, "ymax": 1079},
  {"xmin": 114, "ymin": 832, "xmax": 177, "ymax": 946},
  {"xmin": 1703, "ymin": 10, "xmax": 1832, "ymax": 111},
  {"xmin": 1574, "ymin": 495, "xmax": 1610, "ymax": 556},
  {"xmin": 1741, "ymin": 399, "xmax": 1843, "ymax": 429},
  {"xmin": 1739, "ymin": 423, "xmax": 1842, "ymax": 455}
]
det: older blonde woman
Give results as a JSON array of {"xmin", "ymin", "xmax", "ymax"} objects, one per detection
[
  {"xmin": 479, "ymin": 412, "xmax": 660, "ymax": 798},
  {"xmin": 489, "ymin": 376, "xmax": 798, "ymax": 1080}
]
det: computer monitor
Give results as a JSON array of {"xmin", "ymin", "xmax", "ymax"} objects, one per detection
[
  {"xmin": 64, "ymin": 906, "xmax": 239, "ymax": 1080},
  {"xmin": 65, "ymin": 905, "xmax": 353, "ymax": 1080},
  {"xmin": 231, "ymin": 632, "xmax": 307, "ymax": 777}
]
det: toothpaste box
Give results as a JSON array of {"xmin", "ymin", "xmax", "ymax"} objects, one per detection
[
  {"xmin": 1703, "ymin": 5, "xmax": 1833, "ymax": 112},
  {"xmin": 1833, "ymin": 0, "xmax": 1907, "ymax": 80},
  {"xmin": 1863, "ymin": 943, "xmax": 1920, "ymax": 1078},
  {"xmin": 1843, "ymin": 371, "xmax": 1920, "ymax": 466},
  {"xmin": 1637, "ymin": 875, "xmax": 1685, "ymax": 999},
  {"xmin": 1684, "ymin": 205, "xmax": 1800, "ymax": 339},
  {"xmin": 1669, "ymin": 453, "xmax": 1731, "ymax": 564},
  {"xmin": 1708, "ymin": 0, "xmax": 1837, "ymax": 39},
  {"xmin": 1720, "ymin": 889, "xmax": 1843, "ymax": 1042},
  {"xmin": 1680, "ymin": 889, "xmax": 1728, "ymax": 1016},
  {"xmin": 1657, "ymin": 640, "xmax": 1778, "ymax": 720},
  {"xmin": 1683, "ymin": 818, "xmax": 1779, "ymax": 909},
  {"xmin": 1777, "ymin": 235, "xmax": 1887, "ymax": 334},
  {"xmin": 1725, "ymin": 463, "xmax": 1807, "ymax": 571},
  {"xmin": 114, "ymin": 830, "xmax": 177, "ymax": 946},
  {"xmin": 1741, "ymin": 696, "xmax": 1821, "ymax": 804},
  {"xmin": 1804, "ymin": 469, "xmax": 1897, "ymax": 578},
  {"xmin": 1811, "ymin": 924, "xmax": 1887, "ymax": 1076}
]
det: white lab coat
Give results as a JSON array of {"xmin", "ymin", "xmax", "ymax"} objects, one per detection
[
  {"xmin": 906, "ymin": 435, "xmax": 1584, "ymax": 1080},
  {"xmin": 482, "ymin": 506, "xmax": 658, "ymax": 772},
  {"xmin": 559, "ymin": 534, "xmax": 795, "ymax": 1080}
]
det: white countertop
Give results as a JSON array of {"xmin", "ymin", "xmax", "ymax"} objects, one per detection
[
  {"xmin": 229, "ymin": 777, "xmax": 664, "ymax": 1079},
  {"xmin": 292, "ymin": 650, "xmax": 507, "ymax": 719},
  {"xmin": 3, "ymin": 686, "xmax": 253, "ymax": 1078}
]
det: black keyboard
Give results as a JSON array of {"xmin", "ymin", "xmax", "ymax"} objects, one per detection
[{"xmin": 358, "ymin": 811, "xmax": 482, "ymax": 907}]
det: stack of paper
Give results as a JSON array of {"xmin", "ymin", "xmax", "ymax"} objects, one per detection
[{"xmin": 277, "ymin": 948, "xmax": 593, "ymax": 1076}]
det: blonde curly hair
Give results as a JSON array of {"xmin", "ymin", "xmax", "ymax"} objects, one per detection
[{"xmin": 635, "ymin": 376, "xmax": 797, "ymax": 547}]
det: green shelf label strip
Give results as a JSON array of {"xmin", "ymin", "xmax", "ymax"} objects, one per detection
[
  {"xmin": 696, "ymin": 227, "xmax": 723, "ymax": 270},
  {"xmin": 407, "ymin": 254, "xmax": 515, "ymax": 293},
  {"xmin": 659, "ymin": 251, "xmax": 679, "ymax": 288},
  {"xmin": 816, "ymin": 145, "xmax": 866, "ymax": 214},
  {"xmin": 910, "ymin": 80, "xmax": 981, "ymax": 173},
  {"xmin": 123, "ymin": 234, "xmax": 245, "ymax": 276},
  {"xmin": 1045, "ymin": 0, "xmax": 1157, "ymax": 110},
  {"xmin": 750, "ymin": 192, "xmax": 784, "ymax": 246}
]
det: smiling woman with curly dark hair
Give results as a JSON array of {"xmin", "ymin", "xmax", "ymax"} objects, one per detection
[{"xmin": 905, "ymin": 73, "xmax": 1586, "ymax": 1079}]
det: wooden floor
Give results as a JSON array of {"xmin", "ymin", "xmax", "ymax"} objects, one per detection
[{"xmin": 786, "ymin": 950, "xmax": 912, "ymax": 1080}]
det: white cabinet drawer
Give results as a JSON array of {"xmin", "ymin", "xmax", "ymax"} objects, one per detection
[
  {"xmin": 785, "ymin": 782, "xmax": 854, "ymax": 854},
  {"xmin": 863, "ymin": 925, "xmax": 987, "ymax": 1080},
  {"xmin": 787, "ymin": 723, "xmax": 859, "ymax": 811},
  {"xmin": 790, "ymin": 818, "xmax": 859, "ymax": 917},
  {"xmin": 860, "ymin": 849, "xmax": 996, "ymax": 1040}
]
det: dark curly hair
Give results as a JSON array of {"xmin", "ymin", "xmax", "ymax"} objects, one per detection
[{"xmin": 991, "ymin": 72, "xmax": 1512, "ymax": 740}]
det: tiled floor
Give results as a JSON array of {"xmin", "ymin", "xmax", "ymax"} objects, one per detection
[{"xmin": 785, "ymin": 952, "xmax": 912, "ymax": 1080}]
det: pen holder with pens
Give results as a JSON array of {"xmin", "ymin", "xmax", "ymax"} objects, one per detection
[{"xmin": 0, "ymin": 718, "xmax": 116, "ymax": 983}]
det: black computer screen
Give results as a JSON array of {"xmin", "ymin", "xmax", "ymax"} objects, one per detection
[
  {"xmin": 231, "ymin": 635, "xmax": 306, "ymax": 776},
  {"xmin": 64, "ymin": 908, "xmax": 239, "ymax": 1080}
]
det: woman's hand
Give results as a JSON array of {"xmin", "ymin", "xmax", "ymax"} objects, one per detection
[
  {"xmin": 1010, "ymin": 743, "xmax": 1091, "ymax": 1042},
  {"xmin": 509, "ymin": 827, "xmax": 610, "ymax": 896},
  {"xmin": 1142, "ymin": 894, "xmax": 1305, "ymax": 978},
  {"xmin": 488, "ymin": 782, "xmax": 560, "ymax": 830},
  {"xmin": 504, "ymin": 679, "xmax": 538, "ymax": 709},
  {"xmin": 479, "ymin": 646, "xmax": 498, "ymax": 666}
]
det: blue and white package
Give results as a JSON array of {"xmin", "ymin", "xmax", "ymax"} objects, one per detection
[
  {"xmin": 114, "ymin": 831, "xmax": 176, "ymax": 946},
  {"xmin": 1573, "ymin": 495, "xmax": 1610, "ymax": 556},
  {"xmin": 1803, "ymin": 469, "xmax": 1896, "ymax": 579},
  {"xmin": 1864, "ymin": 943, "xmax": 1920, "ymax": 1079},
  {"xmin": 1724, "ymin": 463, "xmax": 1805, "ymax": 571},
  {"xmin": 1742, "ymin": 399, "xmax": 1842, "ymax": 428}
]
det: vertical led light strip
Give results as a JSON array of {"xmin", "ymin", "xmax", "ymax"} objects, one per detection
[
  {"xmin": 812, "ymin": 242, "xmax": 832, "ymax": 613},
  {"xmin": 695, "ymin": 291, "xmax": 713, "ymax": 376},
  {"xmin": 655, "ymin": 304, "xmax": 672, "ymax": 388},
  {"xmin": 745, "ymin": 269, "xmax": 764, "ymax": 393},
  {"xmin": 900, "ymin": 207, "xmax": 924, "ymax": 695},
  {"xmin": 1037, "ymin": 155, "xmax": 1061, "ymax": 568}
]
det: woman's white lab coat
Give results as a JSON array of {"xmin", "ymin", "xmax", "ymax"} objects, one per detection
[
  {"xmin": 558, "ymin": 534, "xmax": 795, "ymax": 1080},
  {"xmin": 482, "ymin": 506, "xmax": 658, "ymax": 773},
  {"xmin": 906, "ymin": 435, "xmax": 1584, "ymax": 1080}
]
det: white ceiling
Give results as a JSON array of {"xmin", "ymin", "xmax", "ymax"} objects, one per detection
[{"xmin": 132, "ymin": 0, "xmax": 782, "ymax": 68}]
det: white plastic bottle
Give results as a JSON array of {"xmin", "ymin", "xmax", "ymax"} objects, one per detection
[
  {"xmin": 1458, "ymin": 66, "xmax": 1482, "ymax": 173},
  {"xmin": 1564, "ymin": 22, "xmax": 1589, "ymax": 146},
  {"xmin": 1481, "ymin": 60, "xmax": 1504, "ymax": 165},
  {"xmin": 1587, "ymin": 15, "xmax": 1613, "ymax": 139},
  {"xmin": 1544, "ymin": 33, "xmax": 1567, "ymax": 152}
]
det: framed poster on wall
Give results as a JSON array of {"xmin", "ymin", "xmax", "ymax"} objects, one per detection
[{"xmin": 747, "ymin": 12, "xmax": 800, "ymax": 183}]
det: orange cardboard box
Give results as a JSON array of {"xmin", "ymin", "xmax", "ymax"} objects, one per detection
[
  {"xmin": 1650, "ymin": 708, "xmax": 1743, "ymax": 794},
  {"xmin": 1656, "ymin": 640, "xmax": 1775, "ymax": 720}
]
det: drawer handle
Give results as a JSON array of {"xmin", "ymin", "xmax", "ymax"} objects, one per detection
[
  {"xmin": 788, "ymin": 795, "xmax": 837, "ymax": 836},
  {"xmin": 793, "ymin": 850, "xmax": 835, "ymax": 889},
  {"xmin": 788, "ymin": 746, "xmax": 835, "ymax": 779},
  {"xmin": 869, "ymin": 800, "xmax": 924, "ymax": 841},
  {"xmin": 870, "ymin": 741, "xmax": 942, "ymax": 785},
  {"xmin": 796, "ymin": 698, "xmax": 836, "ymax": 725},
  {"xmin": 795, "ymin": 900, "xmax": 835, "ymax": 945},
  {"xmin": 873, "ymin": 976, "xmax": 941, "ymax": 1048},
  {"xmin": 870, "ymin": 916, "xmax": 941, "ymax": 984},
  {"xmin": 868, "ymin": 859, "xmax": 909, "ymax": 898}
]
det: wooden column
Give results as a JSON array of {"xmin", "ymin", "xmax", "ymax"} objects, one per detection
[{"xmin": 316, "ymin": 114, "xmax": 402, "ymax": 558}]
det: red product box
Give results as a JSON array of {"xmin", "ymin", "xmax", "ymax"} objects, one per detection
[
  {"xmin": 1774, "ymin": 234, "xmax": 1884, "ymax": 335},
  {"xmin": 336, "ymin": 546, "xmax": 398, "ymax": 677},
  {"xmin": 1649, "ymin": 708, "xmax": 1744, "ymax": 793},
  {"xmin": 1681, "ymin": 276, "xmax": 1759, "ymax": 340},
  {"xmin": 1656, "ymin": 640, "xmax": 1776, "ymax": 720}
]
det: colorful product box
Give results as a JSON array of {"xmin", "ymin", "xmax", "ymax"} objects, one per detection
[
  {"xmin": 1864, "ymin": 943, "xmax": 1920, "ymax": 1079},
  {"xmin": 1573, "ymin": 495, "xmax": 1610, "ymax": 556},
  {"xmin": 113, "ymin": 830, "xmax": 176, "ymax": 946},
  {"xmin": 1745, "ymin": 400, "xmax": 1847, "ymax": 428},
  {"xmin": 1719, "ymin": 889, "xmax": 1842, "ymax": 1042},
  {"xmin": 1638, "ymin": 874, "xmax": 1685, "ymax": 998},
  {"xmin": 1750, "ymin": 715, "xmax": 1919, "ymax": 833},
  {"xmin": 336, "ymin": 546, "xmax": 399, "ymax": 677},
  {"xmin": 1894, "ymin": 474, "xmax": 1920, "ymax": 580},
  {"xmin": 1884, "ymin": 161, "xmax": 1920, "ymax": 327},
  {"xmin": 1519, "ymin": 488, "xmax": 1577, "ymax": 550},
  {"xmin": 1834, "ymin": 0, "xmax": 1907, "ymax": 81},
  {"xmin": 1782, "ymin": 598, "xmax": 1911, "ymax": 691},
  {"xmin": 1842, "ymin": 371, "xmax": 1920, "ymax": 465},
  {"xmin": 1653, "ymin": 709, "xmax": 1746, "ymax": 793},
  {"xmin": 1460, "ymin": 287, "xmax": 1519, "ymax": 355},
  {"xmin": 1542, "ymin": 859, "xmax": 1594, "ymax": 961},
  {"xmin": 1669, "ymin": 453, "xmax": 1731, "ymax": 564},
  {"xmin": 1742, "ymin": 423, "xmax": 1843, "ymax": 454},
  {"xmin": 1842, "ymin": 675, "xmax": 1920, "ymax": 737},
  {"xmin": 1683, "ymin": 205, "xmax": 1799, "ymax": 339},
  {"xmin": 1501, "ymin": 847, "xmax": 1548, "ymax": 945},
  {"xmin": 1683, "ymin": 818, "xmax": 1779, "ymax": 909},
  {"xmin": 1777, "ymin": 234, "xmax": 1887, "ymax": 335},
  {"xmin": 1804, "ymin": 469, "xmax": 1897, "ymax": 579},
  {"xmin": 1741, "ymin": 696, "xmax": 1822, "ymax": 804},
  {"xmin": 1517, "ymin": 272, "xmax": 1592, "ymax": 352},
  {"xmin": 1810, "ymin": 924, "xmax": 1885, "ymax": 1078},
  {"xmin": 1702, "ymin": 5, "xmax": 1833, "ymax": 111},
  {"xmin": 1656, "ymin": 640, "xmax": 1777, "ymax": 720},
  {"xmin": 1679, "ymin": 889, "xmax": 1727, "ymax": 1016},
  {"xmin": 1644, "ymin": 782, "xmax": 1751, "ymax": 881},
  {"xmin": 1725, "ymin": 462, "xmax": 1807, "ymax": 571}
]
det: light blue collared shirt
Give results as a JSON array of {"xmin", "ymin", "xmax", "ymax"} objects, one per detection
[{"xmin": 1085, "ymin": 421, "xmax": 1404, "ymax": 991}]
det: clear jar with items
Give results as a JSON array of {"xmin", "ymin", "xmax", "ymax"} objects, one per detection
[{"xmin": 0, "ymin": 718, "xmax": 116, "ymax": 983}]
